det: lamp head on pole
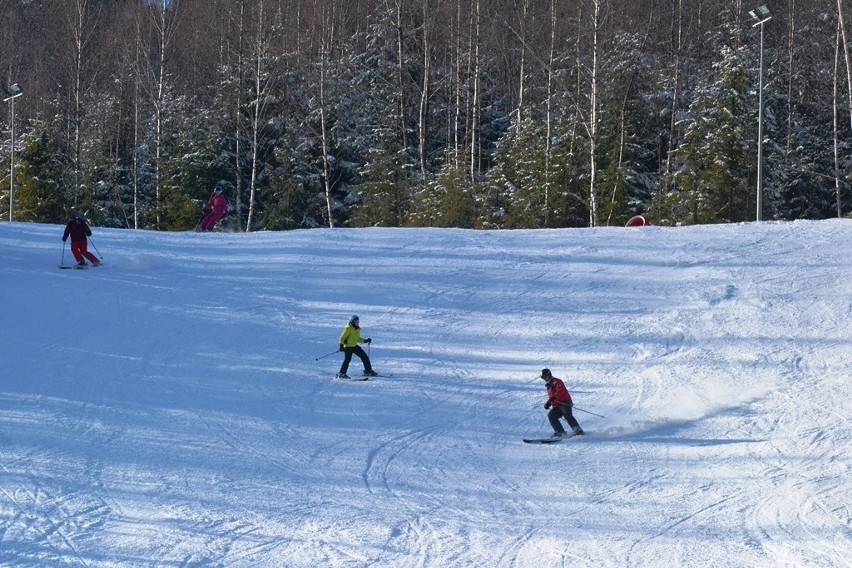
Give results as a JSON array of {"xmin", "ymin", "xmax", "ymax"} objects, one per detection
[
  {"xmin": 3, "ymin": 83, "xmax": 23, "ymax": 102},
  {"xmin": 749, "ymin": 5, "xmax": 772, "ymax": 26}
]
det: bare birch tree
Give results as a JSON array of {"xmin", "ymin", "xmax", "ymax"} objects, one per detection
[
  {"xmin": 834, "ymin": 17, "xmax": 843, "ymax": 218},
  {"xmin": 61, "ymin": 0, "xmax": 101, "ymax": 209},
  {"xmin": 418, "ymin": 0, "xmax": 434, "ymax": 180},
  {"xmin": 451, "ymin": 0, "xmax": 464, "ymax": 168},
  {"xmin": 836, "ymin": 0, "xmax": 852, "ymax": 217},
  {"xmin": 319, "ymin": 4, "xmax": 336, "ymax": 228},
  {"xmin": 389, "ymin": 0, "xmax": 410, "ymax": 152},
  {"xmin": 469, "ymin": 0, "xmax": 481, "ymax": 181},
  {"xmin": 785, "ymin": 0, "xmax": 796, "ymax": 155},
  {"xmin": 232, "ymin": 0, "xmax": 247, "ymax": 231},
  {"xmin": 587, "ymin": 0, "xmax": 602, "ymax": 227},
  {"xmin": 244, "ymin": 0, "xmax": 282, "ymax": 231},
  {"xmin": 664, "ymin": 0, "xmax": 684, "ymax": 179},
  {"xmin": 544, "ymin": 0, "xmax": 557, "ymax": 227},
  {"xmin": 142, "ymin": 0, "xmax": 180, "ymax": 230},
  {"xmin": 132, "ymin": 14, "xmax": 144, "ymax": 229}
]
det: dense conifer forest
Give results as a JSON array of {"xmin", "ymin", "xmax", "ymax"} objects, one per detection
[{"xmin": 1, "ymin": 0, "xmax": 850, "ymax": 230}]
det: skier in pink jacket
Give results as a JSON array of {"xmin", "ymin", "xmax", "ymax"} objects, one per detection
[{"xmin": 199, "ymin": 182, "xmax": 229, "ymax": 231}]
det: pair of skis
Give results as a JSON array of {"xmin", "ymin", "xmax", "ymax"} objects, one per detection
[
  {"xmin": 523, "ymin": 432, "xmax": 583, "ymax": 444},
  {"xmin": 58, "ymin": 263, "xmax": 101, "ymax": 270},
  {"xmin": 335, "ymin": 373, "xmax": 393, "ymax": 381}
]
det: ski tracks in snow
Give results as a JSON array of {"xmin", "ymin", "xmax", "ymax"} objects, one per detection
[
  {"xmin": 740, "ymin": 222, "xmax": 852, "ymax": 567},
  {"xmin": 0, "ymin": 415, "xmax": 113, "ymax": 567},
  {"xmin": 744, "ymin": 344, "xmax": 852, "ymax": 566}
]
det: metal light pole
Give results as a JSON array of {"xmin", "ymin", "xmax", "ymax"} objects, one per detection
[
  {"xmin": 749, "ymin": 6, "xmax": 771, "ymax": 222},
  {"xmin": 3, "ymin": 83, "xmax": 23, "ymax": 222}
]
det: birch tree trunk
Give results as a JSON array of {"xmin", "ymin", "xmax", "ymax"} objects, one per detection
[
  {"xmin": 469, "ymin": 0, "xmax": 481, "ymax": 182},
  {"xmin": 65, "ymin": 0, "xmax": 99, "ymax": 210},
  {"xmin": 839, "ymin": 0, "xmax": 852, "ymax": 132},
  {"xmin": 234, "ymin": 0, "xmax": 246, "ymax": 231},
  {"xmin": 544, "ymin": 0, "xmax": 557, "ymax": 227},
  {"xmin": 392, "ymin": 0, "xmax": 409, "ymax": 152},
  {"xmin": 786, "ymin": 0, "xmax": 795, "ymax": 155},
  {"xmin": 587, "ymin": 0, "xmax": 601, "ymax": 227},
  {"xmin": 246, "ymin": 0, "xmax": 263, "ymax": 232},
  {"xmin": 133, "ymin": 16, "xmax": 142, "ymax": 230},
  {"xmin": 664, "ymin": 0, "xmax": 683, "ymax": 180},
  {"xmin": 71, "ymin": 0, "xmax": 85, "ymax": 207},
  {"xmin": 515, "ymin": 0, "xmax": 529, "ymax": 127},
  {"xmin": 148, "ymin": 0, "xmax": 177, "ymax": 230},
  {"xmin": 418, "ymin": 0, "xmax": 432, "ymax": 180},
  {"xmin": 246, "ymin": 0, "xmax": 277, "ymax": 232},
  {"xmin": 834, "ymin": 17, "xmax": 843, "ymax": 218},
  {"xmin": 837, "ymin": 0, "xmax": 852, "ymax": 217},
  {"xmin": 319, "ymin": 8, "xmax": 335, "ymax": 229},
  {"xmin": 452, "ymin": 0, "xmax": 463, "ymax": 169}
]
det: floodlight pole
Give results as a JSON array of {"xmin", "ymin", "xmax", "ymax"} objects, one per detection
[
  {"xmin": 4, "ymin": 83, "xmax": 23, "ymax": 222},
  {"xmin": 750, "ymin": 7, "xmax": 771, "ymax": 222}
]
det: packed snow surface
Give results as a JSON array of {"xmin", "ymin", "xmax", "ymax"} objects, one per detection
[{"xmin": 1, "ymin": 220, "xmax": 850, "ymax": 567}]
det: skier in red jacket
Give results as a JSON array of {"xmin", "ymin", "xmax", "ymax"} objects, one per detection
[
  {"xmin": 62, "ymin": 214, "xmax": 101, "ymax": 267},
  {"xmin": 199, "ymin": 182, "xmax": 229, "ymax": 231},
  {"xmin": 540, "ymin": 368, "xmax": 584, "ymax": 437}
]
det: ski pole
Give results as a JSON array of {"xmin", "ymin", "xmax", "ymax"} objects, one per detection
[
  {"xmin": 88, "ymin": 236, "xmax": 103, "ymax": 260},
  {"xmin": 315, "ymin": 349, "xmax": 339, "ymax": 361},
  {"xmin": 573, "ymin": 406, "xmax": 605, "ymax": 418},
  {"xmin": 60, "ymin": 241, "xmax": 66, "ymax": 266}
]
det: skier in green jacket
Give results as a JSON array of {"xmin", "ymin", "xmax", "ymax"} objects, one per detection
[{"xmin": 337, "ymin": 315, "xmax": 377, "ymax": 379}]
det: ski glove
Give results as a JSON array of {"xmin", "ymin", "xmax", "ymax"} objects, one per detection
[
  {"xmin": 544, "ymin": 402, "xmax": 551, "ymax": 409},
  {"xmin": 339, "ymin": 344, "xmax": 344, "ymax": 352},
  {"xmin": 62, "ymin": 237, "xmax": 67, "ymax": 242},
  {"xmin": 365, "ymin": 338, "xmax": 372, "ymax": 344}
]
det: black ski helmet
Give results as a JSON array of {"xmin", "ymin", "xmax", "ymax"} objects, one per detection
[{"xmin": 540, "ymin": 368, "xmax": 552, "ymax": 379}]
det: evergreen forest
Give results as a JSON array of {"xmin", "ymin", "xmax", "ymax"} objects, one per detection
[{"xmin": 1, "ymin": 0, "xmax": 851, "ymax": 231}]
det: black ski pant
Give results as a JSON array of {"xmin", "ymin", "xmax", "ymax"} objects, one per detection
[
  {"xmin": 340, "ymin": 345, "xmax": 373, "ymax": 375},
  {"xmin": 548, "ymin": 403, "xmax": 581, "ymax": 434}
]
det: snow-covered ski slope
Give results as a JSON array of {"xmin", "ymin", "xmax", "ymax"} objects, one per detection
[{"xmin": 1, "ymin": 220, "xmax": 850, "ymax": 568}]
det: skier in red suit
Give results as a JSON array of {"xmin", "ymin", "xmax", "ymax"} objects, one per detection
[
  {"xmin": 62, "ymin": 214, "xmax": 101, "ymax": 267},
  {"xmin": 199, "ymin": 182, "xmax": 229, "ymax": 231},
  {"xmin": 540, "ymin": 368, "xmax": 584, "ymax": 437}
]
